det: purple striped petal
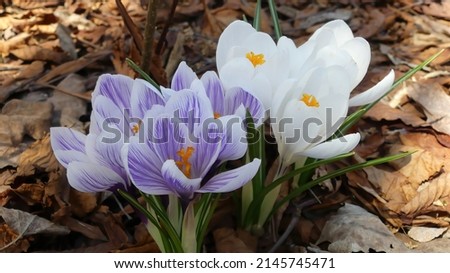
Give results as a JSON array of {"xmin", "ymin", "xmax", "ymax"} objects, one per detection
[
  {"xmin": 171, "ymin": 62, "xmax": 197, "ymax": 91},
  {"xmin": 190, "ymin": 124, "xmax": 223, "ymax": 178},
  {"xmin": 216, "ymin": 115, "xmax": 247, "ymax": 162},
  {"xmin": 164, "ymin": 89, "xmax": 214, "ymax": 132},
  {"xmin": 126, "ymin": 139, "xmax": 171, "ymax": 195},
  {"xmin": 161, "ymin": 160, "xmax": 202, "ymax": 199},
  {"xmin": 225, "ymin": 86, "xmax": 265, "ymax": 126},
  {"xmin": 198, "ymin": 158, "xmax": 261, "ymax": 193},
  {"xmin": 131, "ymin": 79, "xmax": 165, "ymax": 119},
  {"xmin": 85, "ymin": 133, "xmax": 128, "ymax": 181},
  {"xmin": 200, "ymin": 71, "xmax": 225, "ymax": 115},
  {"xmin": 92, "ymin": 74, "xmax": 133, "ymax": 110},
  {"xmin": 50, "ymin": 127, "xmax": 88, "ymax": 168},
  {"xmin": 149, "ymin": 116, "xmax": 188, "ymax": 164},
  {"xmin": 92, "ymin": 95, "xmax": 127, "ymax": 132},
  {"xmin": 67, "ymin": 161, "xmax": 127, "ymax": 192}
]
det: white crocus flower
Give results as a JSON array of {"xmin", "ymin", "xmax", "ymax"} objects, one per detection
[
  {"xmin": 271, "ymin": 66, "xmax": 361, "ymax": 166},
  {"xmin": 216, "ymin": 20, "xmax": 289, "ymax": 110},
  {"xmin": 277, "ymin": 19, "xmax": 395, "ymax": 108}
]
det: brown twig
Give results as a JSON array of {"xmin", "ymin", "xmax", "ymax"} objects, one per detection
[
  {"xmin": 141, "ymin": 0, "xmax": 158, "ymax": 76},
  {"xmin": 156, "ymin": 0, "xmax": 178, "ymax": 55}
]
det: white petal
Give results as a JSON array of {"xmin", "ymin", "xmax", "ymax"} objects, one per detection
[
  {"xmin": 299, "ymin": 133, "xmax": 361, "ymax": 160},
  {"xmin": 341, "ymin": 37, "xmax": 371, "ymax": 89},
  {"xmin": 161, "ymin": 160, "xmax": 202, "ymax": 199},
  {"xmin": 216, "ymin": 20, "xmax": 256, "ymax": 70},
  {"xmin": 219, "ymin": 58, "xmax": 254, "ymax": 91},
  {"xmin": 349, "ymin": 69, "xmax": 395, "ymax": 107},
  {"xmin": 198, "ymin": 159, "xmax": 261, "ymax": 193}
]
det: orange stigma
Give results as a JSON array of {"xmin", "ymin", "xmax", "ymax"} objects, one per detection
[
  {"xmin": 246, "ymin": 51, "xmax": 265, "ymax": 67},
  {"xmin": 213, "ymin": 112, "xmax": 221, "ymax": 119},
  {"xmin": 300, "ymin": 93, "xmax": 320, "ymax": 108},
  {"xmin": 175, "ymin": 146, "xmax": 195, "ymax": 178}
]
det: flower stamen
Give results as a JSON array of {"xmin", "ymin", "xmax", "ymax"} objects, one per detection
[
  {"xmin": 132, "ymin": 123, "xmax": 140, "ymax": 134},
  {"xmin": 213, "ymin": 112, "xmax": 221, "ymax": 119},
  {"xmin": 246, "ymin": 51, "xmax": 265, "ymax": 67},
  {"xmin": 300, "ymin": 93, "xmax": 320, "ymax": 108},
  {"xmin": 176, "ymin": 146, "xmax": 195, "ymax": 178}
]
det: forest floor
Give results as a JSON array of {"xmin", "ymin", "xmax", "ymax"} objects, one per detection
[{"xmin": 1, "ymin": 0, "xmax": 450, "ymax": 252}]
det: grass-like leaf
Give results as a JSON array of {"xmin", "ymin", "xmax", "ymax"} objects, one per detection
[{"xmin": 126, "ymin": 58, "xmax": 160, "ymax": 90}]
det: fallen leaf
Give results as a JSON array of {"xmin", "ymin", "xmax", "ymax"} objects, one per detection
[
  {"xmin": 10, "ymin": 45, "xmax": 68, "ymax": 63},
  {"xmin": 16, "ymin": 134, "xmax": 59, "ymax": 176},
  {"xmin": 316, "ymin": 203, "xmax": 409, "ymax": 252},
  {"xmin": 401, "ymin": 173, "xmax": 450, "ymax": 215},
  {"xmin": 413, "ymin": 238, "xmax": 450, "ymax": 252},
  {"xmin": 0, "ymin": 207, "xmax": 69, "ymax": 236},
  {"xmin": 407, "ymin": 82, "xmax": 450, "ymax": 135},
  {"xmin": 408, "ymin": 226, "xmax": 448, "ymax": 243},
  {"xmin": 213, "ymin": 227, "xmax": 256, "ymax": 252}
]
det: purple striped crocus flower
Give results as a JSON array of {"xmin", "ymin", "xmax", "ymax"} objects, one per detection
[
  {"xmin": 164, "ymin": 61, "xmax": 265, "ymax": 126},
  {"xmin": 124, "ymin": 84, "xmax": 261, "ymax": 201},
  {"xmin": 51, "ymin": 74, "xmax": 164, "ymax": 192}
]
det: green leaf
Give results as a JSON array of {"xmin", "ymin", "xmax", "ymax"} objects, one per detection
[
  {"xmin": 126, "ymin": 58, "xmax": 160, "ymax": 90},
  {"xmin": 273, "ymin": 151, "xmax": 414, "ymax": 213},
  {"xmin": 268, "ymin": 0, "xmax": 282, "ymax": 40},
  {"xmin": 253, "ymin": 0, "xmax": 262, "ymax": 31}
]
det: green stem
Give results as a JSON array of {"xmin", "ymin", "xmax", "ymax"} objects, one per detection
[
  {"xmin": 267, "ymin": 0, "xmax": 281, "ymax": 40},
  {"xmin": 141, "ymin": 0, "xmax": 158, "ymax": 76}
]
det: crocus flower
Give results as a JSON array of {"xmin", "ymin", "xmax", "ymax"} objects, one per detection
[
  {"xmin": 271, "ymin": 67, "xmax": 361, "ymax": 166},
  {"xmin": 51, "ymin": 74, "xmax": 164, "ymax": 192},
  {"xmin": 124, "ymin": 86, "xmax": 261, "ymax": 200},
  {"xmin": 164, "ymin": 61, "xmax": 265, "ymax": 126},
  {"xmin": 277, "ymin": 19, "xmax": 395, "ymax": 107},
  {"xmin": 216, "ymin": 20, "xmax": 289, "ymax": 110}
]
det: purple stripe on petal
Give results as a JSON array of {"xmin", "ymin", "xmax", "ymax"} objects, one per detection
[
  {"xmin": 92, "ymin": 95, "xmax": 128, "ymax": 132},
  {"xmin": 161, "ymin": 160, "xmax": 202, "ymax": 200},
  {"xmin": 52, "ymin": 150, "xmax": 90, "ymax": 168},
  {"xmin": 164, "ymin": 90, "xmax": 214, "ymax": 132},
  {"xmin": 92, "ymin": 74, "xmax": 133, "ymax": 110},
  {"xmin": 190, "ymin": 125, "xmax": 223, "ymax": 178},
  {"xmin": 225, "ymin": 87, "xmax": 265, "ymax": 127},
  {"xmin": 50, "ymin": 127, "xmax": 86, "ymax": 152},
  {"xmin": 198, "ymin": 158, "xmax": 261, "ymax": 193},
  {"xmin": 215, "ymin": 115, "xmax": 247, "ymax": 162},
  {"xmin": 131, "ymin": 79, "xmax": 165, "ymax": 119},
  {"xmin": 150, "ymin": 116, "xmax": 188, "ymax": 163},
  {"xmin": 126, "ymin": 140, "xmax": 170, "ymax": 195},
  {"xmin": 200, "ymin": 71, "xmax": 225, "ymax": 115},
  {"xmin": 171, "ymin": 62, "xmax": 197, "ymax": 91},
  {"xmin": 67, "ymin": 161, "xmax": 127, "ymax": 193}
]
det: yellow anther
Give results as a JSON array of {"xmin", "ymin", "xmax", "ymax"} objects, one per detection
[
  {"xmin": 246, "ymin": 51, "xmax": 265, "ymax": 67},
  {"xmin": 300, "ymin": 93, "xmax": 320, "ymax": 108},
  {"xmin": 213, "ymin": 112, "xmax": 221, "ymax": 119}
]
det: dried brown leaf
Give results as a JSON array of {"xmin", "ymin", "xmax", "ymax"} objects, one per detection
[
  {"xmin": 401, "ymin": 173, "xmax": 450, "ymax": 215},
  {"xmin": 0, "ymin": 207, "xmax": 69, "ymax": 236},
  {"xmin": 407, "ymin": 82, "xmax": 450, "ymax": 135},
  {"xmin": 408, "ymin": 226, "xmax": 448, "ymax": 243},
  {"xmin": 316, "ymin": 204, "xmax": 409, "ymax": 252},
  {"xmin": 16, "ymin": 134, "xmax": 59, "ymax": 176},
  {"xmin": 213, "ymin": 227, "xmax": 256, "ymax": 252},
  {"xmin": 365, "ymin": 101, "xmax": 426, "ymax": 127},
  {"xmin": 10, "ymin": 45, "xmax": 68, "ymax": 63},
  {"xmin": 36, "ymin": 49, "xmax": 112, "ymax": 84}
]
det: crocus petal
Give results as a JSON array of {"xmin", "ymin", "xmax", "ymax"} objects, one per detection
[
  {"xmin": 341, "ymin": 37, "xmax": 371, "ymax": 88},
  {"xmin": 311, "ymin": 19, "xmax": 354, "ymax": 46},
  {"xmin": 241, "ymin": 31, "xmax": 277, "ymax": 58},
  {"xmin": 219, "ymin": 58, "xmax": 254, "ymax": 92},
  {"xmin": 67, "ymin": 161, "xmax": 127, "ymax": 192},
  {"xmin": 50, "ymin": 127, "xmax": 88, "ymax": 167},
  {"xmin": 198, "ymin": 158, "xmax": 261, "ymax": 193},
  {"xmin": 85, "ymin": 132, "xmax": 127, "ymax": 180},
  {"xmin": 216, "ymin": 20, "xmax": 256, "ymax": 70},
  {"xmin": 349, "ymin": 69, "xmax": 395, "ymax": 107},
  {"xmin": 200, "ymin": 71, "xmax": 225, "ymax": 115},
  {"xmin": 92, "ymin": 74, "xmax": 133, "ymax": 110},
  {"xmin": 126, "ymin": 139, "xmax": 170, "ymax": 195},
  {"xmin": 92, "ymin": 95, "xmax": 127, "ymax": 131},
  {"xmin": 161, "ymin": 160, "xmax": 202, "ymax": 199},
  {"xmin": 171, "ymin": 61, "xmax": 197, "ymax": 91},
  {"xmin": 299, "ymin": 133, "xmax": 361, "ymax": 160},
  {"xmin": 215, "ymin": 115, "xmax": 247, "ymax": 162},
  {"xmin": 225, "ymin": 87, "xmax": 265, "ymax": 126},
  {"xmin": 164, "ymin": 89, "xmax": 214, "ymax": 131},
  {"xmin": 190, "ymin": 124, "xmax": 223, "ymax": 178},
  {"xmin": 131, "ymin": 79, "xmax": 165, "ymax": 119}
]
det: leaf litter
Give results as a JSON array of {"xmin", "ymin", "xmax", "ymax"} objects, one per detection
[{"xmin": 1, "ymin": 0, "xmax": 450, "ymax": 252}]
